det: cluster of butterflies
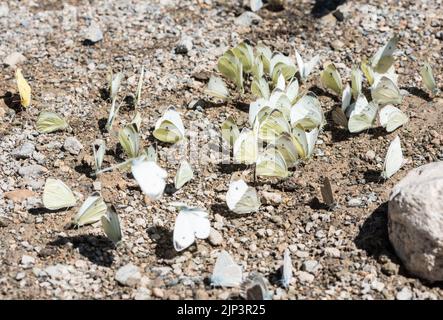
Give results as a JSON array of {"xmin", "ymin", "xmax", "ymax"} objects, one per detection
[
  {"xmin": 10, "ymin": 30, "xmax": 440, "ymax": 298},
  {"xmin": 321, "ymin": 35, "xmax": 439, "ymax": 179},
  {"xmin": 211, "ymin": 248, "xmax": 293, "ymax": 299},
  {"xmin": 206, "ymin": 41, "xmax": 325, "ymax": 184},
  {"xmin": 205, "ymin": 35, "xmax": 440, "ymax": 185}
]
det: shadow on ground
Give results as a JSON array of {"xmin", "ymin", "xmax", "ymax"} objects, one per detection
[
  {"xmin": 147, "ymin": 226, "xmax": 182, "ymax": 260},
  {"xmin": 311, "ymin": 0, "xmax": 347, "ymax": 18},
  {"xmin": 49, "ymin": 234, "xmax": 115, "ymax": 267}
]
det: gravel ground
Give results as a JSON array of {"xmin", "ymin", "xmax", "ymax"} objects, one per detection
[{"xmin": 1, "ymin": 0, "xmax": 443, "ymax": 300}]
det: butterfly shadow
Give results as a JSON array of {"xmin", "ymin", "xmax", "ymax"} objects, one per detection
[
  {"xmin": 164, "ymin": 183, "xmax": 178, "ymax": 195},
  {"xmin": 210, "ymin": 202, "xmax": 256, "ymax": 220},
  {"xmin": 363, "ymin": 169, "xmax": 384, "ymax": 184},
  {"xmin": 268, "ymin": 265, "xmax": 285, "ymax": 287},
  {"xmin": 311, "ymin": 0, "xmax": 347, "ymax": 18},
  {"xmin": 216, "ymin": 162, "xmax": 249, "ymax": 174},
  {"xmin": 233, "ymin": 101, "xmax": 250, "ymax": 113},
  {"xmin": 367, "ymin": 127, "xmax": 390, "ymax": 140},
  {"xmin": 308, "ymin": 197, "xmax": 330, "ymax": 210},
  {"xmin": 147, "ymin": 226, "xmax": 182, "ymax": 260},
  {"xmin": 74, "ymin": 161, "xmax": 95, "ymax": 179},
  {"xmin": 401, "ymin": 86, "xmax": 432, "ymax": 102},
  {"xmin": 28, "ymin": 207, "xmax": 68, "ymax": 216},
  {"xmin": 194, "ymin": 99, "xmax": 225, "ymax": 110},
  {"xmin": 99, "ymin": 87, "xmax": 110, "ymax": 101},
  {"xmin": 2, "ymin": 91, "xmax": 24, "ymax": 114},
  {"xmin": 48, "ymin": 234, "xmax": 115, "ymax": 267},
  {"xmin": 323, "ymin": 113, "xmax": 351, "ymax": 142},
  {"xmin": 309, "ymin": 85, "xmax": 340, "ymax": 102},
  {"xmin": 97, "ymin": 117, "xmax": 108, "ymax": 134}
]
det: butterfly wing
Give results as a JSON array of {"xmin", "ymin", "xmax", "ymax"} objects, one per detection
[
  {"xmin": 233, "ymin": 128, "xmax": 258, "ymax": 165},
  {"xmin": 42, "ymin": 178, "xmax": 76, "ymax": 210},
  {"xmin": 256, "ymin": 147, "xmax": 289, "ymax": 178},
  {"xmin": 205, "ymin": 75, "xmax": 230, "ymax": 100},
  {"xmin": 275, "ymin": 132, "xmax": 299, "ymax": 168},
  {"xmin": 332, "ymin": 107, "xmax": 348, "ymax": 128},
  {"xmin": 303, "ymin": 54, "xmax": 320, "ymax": 80},
  {"xmin": 379, "ymin": 105, "xmax": 408, "ymax": 132},
  {"xmin": 371, "ymin": 76, "xmax": 402, "ymax": 106},
  {"xmin": 420, "ymin": 62, "xmax": 438, "ymax": 94},
  {"xmin": 15, "ymin": 68, "xmax": 31, "ymax": 107},
  {"xmin": 382, "ymin": 136, "xmax": 404, "ymax": 179},
  {"xmin": 74, "ymin": 193, "xmax": 107, "ymax": 227},
  {"xmin": 320, "ymin": 177, "xmax": 334, "ymax": 207},
  {"xmin": 174, "ymin": 160, "xmax": 194, "ymax": 189},
  {"xmin": 36, "ymin": 111, "xmax": 68, "ymax": 133},
  {"xmin": 211, "ymin": 251, "xmax": 243, "ymax": 287},
  {"xmin": 131, "ymin": 158, "xmax": 167, "ymax": 200},
  {"xmin": 341, "ymin": 84, "xmax": 352, "ymax": 112},
  {"xmin": 118, "ymin": 124, "xmax": 140, "ymax": 158},
  {"xmin": 101, "ymin": 205, "xmax": 122, "ymax": 244},
  {"xmin": 351, "ymin": 67, "xmax": 363, "ymax": 99},
  {"xmin": 173, "ymin": 211, "xmax": 195, "ymax": 251},
  {"xmin": 371, "ymin": 35, "xmax": 399, "ymax": 73},
  {"xmin": 320, "ymin": 63, "xmax": 343, "ymax": 95},
  {"xmin": 258, "ymin": 109, "xmax": 291, "ymax": 141},
  {"xmin": 281, "ymin": 249, "xmax": 293, "ymax": 288}
]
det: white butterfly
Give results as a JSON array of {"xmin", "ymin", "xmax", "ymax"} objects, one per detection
[
  {"xmin": 226, "ymin": 178, "xmax": 260, "ymax": 214},
  {"xmin": 250, "ymin": 0, "xmax": 263, "ymax": 12},
  {"xmin": 258, "ymin": 109, "xmax": 291, "ymax": 141},
  {"xmin": 381, "ymin": 136, "xmax": 404, "ymax": 179},
  {"xmin": 255, "ymin": 146, "xmax": 289, "ymax": 178},
  {"xmin": 281, "ymin": 248, "xmax": 293, "ymax": 288},
  {"xmin": 233, "ymin": 127, "xmax": 259, "ymax": 165},
  {"xmin": 274, "ymin": 71, "xmax": 286, "ymax": 91},
  {"xmin": 379, "ymin": 105, "xmax": 408, "ymax": 132},
  {"xmin": 134, "ymin": 66, "xmax": 144, "ymax": 108},
  {"xmin": 290, "ymin": 92, "xmax": 325, "ymax": 130},
  {"xmin": 420, "ymin": 62, "xmax": 439, "ymax": 95},
  {"xmin": 153, "ymin": 107, "xmax": 185, "ymax": 143},
  {"xmin": 270, "ymin": 53, "xmax": 296, "ymax": 81},
  {"xmin": 371, "ymin": 76, "xmax": 402, "ymax": 106},
  {"xmin": 73, "ymin": 192, "xmax": 107, "ymax": 227},
  {"xmin": 371, "ymin": 35, "xmax": 399, "ymax": 73},
  {"xmin": 101, "ymin": 205, "xmax": 122, "ymax": 245},
  {"xmin": 172, "ymin": 203, "xmax": 210, "ymax": 252},
  {"xmin": 174, "ymin": 160, "xmax": 194, "ymax": 189},
  {"xmin": 131, "ymin": 156, "xmax": 167, "ymax": 200},
  {"xmin": 108, "ymin": 71, "xmax": 123, "ymax": 101},
  {"xmin": 274, "ymin": 132, "xmax": 299, "ymax": 168},
  {"xmin": 92, "ymin": 140, "xmax": 106, "ymax": 173},
  {"xmin": 351, "ymin": 67, "xmax": 363, "ymax": 99},
  {"xmin": 211, "ymin": 250, "xmax": 243, "ymax": 287},
  {"xmin": 295, "ymin": 49, "xmax": 320, "ymax": 82},
  {"xmin": 285, "ymin": 78, "xmax": 299, "ymax": 104},
  {"xmin": 341, "ymin": 84, "xmax": 352, "ymax": 112},
  {"xmin": 292, "ymin": 126, "xmax": 319, "ymax": 160},
  {"xmin": 255, "ymin": 43, "xmax": 272, "ymax": 75},
  {"xmin": 205, "ymin": 75, "xmax": 230, "ymax": 101},
  {"xmin": 42, "ymin": 178, "xmax": 76, "ymax": 210},
  {"xmin": 221, "ymin": 116, "xmax": 240, "ymax": 146},
  {"xmin": 251, "ymin": 77, "xmax": 270, "ymax": 100},
  {"xmin": 347, "ymin": 94, "xmax": 378, "ymax": 133},
  {"xmin": 36, "ymin": 111, "xmax": 68, "ymax": 133}
]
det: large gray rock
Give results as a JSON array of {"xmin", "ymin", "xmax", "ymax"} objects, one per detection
[{"xmin": 388, "ymin": 161, "xmax": 443, "ymax": 282}]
